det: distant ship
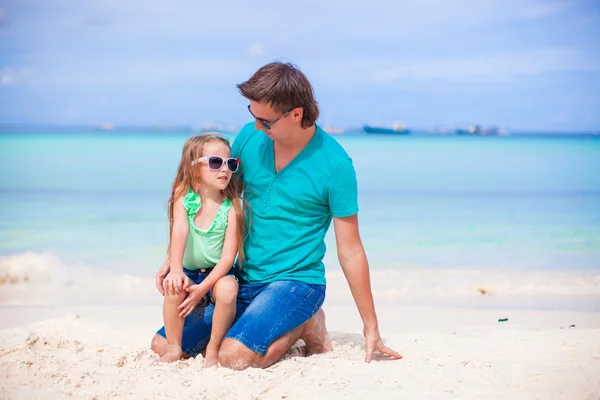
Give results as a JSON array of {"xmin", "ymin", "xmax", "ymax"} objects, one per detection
[
  {"xmin": 455, "ymin": 125, "xmax": 509, "ymax": 136},
  {"xmin": 455, "ymin": 125, "xmax": 482, "ymax": 135},
  {"xmin": 363, "ymin": 121, "xmax": 410, "ymax": 135}
]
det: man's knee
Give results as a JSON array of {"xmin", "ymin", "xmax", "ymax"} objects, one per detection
[
  {"xmin": 151, "ymin": 334, "xmax": 167, "ymax": 355},
  {"xmin": 218, "ymin": 338, "xmax": 256, "ymax": 370},
  {"xmin": 213, "ymin": 276, "xmax": 238, "ymax": 305}
]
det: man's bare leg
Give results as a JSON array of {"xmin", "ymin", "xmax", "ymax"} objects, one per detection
[
  {"xmin": 300, "ymin": 308, "xmax": 333, "ymax": 355},
  {"xmin": 218, "ymin": 309, "xmax": 332, "ymax": 370}
]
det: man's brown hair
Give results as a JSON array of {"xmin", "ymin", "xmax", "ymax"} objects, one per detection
[{"xmin": 237, "ymin": 62, "xmax": 319, "ymax": 128}]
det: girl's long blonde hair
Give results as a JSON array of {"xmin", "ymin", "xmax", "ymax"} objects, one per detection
[{"xmin": 166, "ymin": 133, "xmax": 246, "ymax": 264}]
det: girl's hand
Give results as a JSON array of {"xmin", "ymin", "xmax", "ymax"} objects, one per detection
[
  {"xmin": 162, "ymin": 270, "xmax": 187, "ymax": 295},
  {"xmin": 177, "ymin": 285, "xmax": 209, "ymax": 318}
]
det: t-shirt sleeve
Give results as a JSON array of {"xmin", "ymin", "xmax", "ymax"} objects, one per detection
[
  {"xmin": 326, "ymin": 159, "xmax": 359, "ymax": 218},
  {"xmin": 231, "ymin": 122, "xmax": 255, "ymax": 159}
]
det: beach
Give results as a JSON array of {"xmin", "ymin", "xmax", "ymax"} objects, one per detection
[
  {"xmin": 3, "ymin": 0, "xmax": 600, "ymax": 396},
  {"xmin": 1, "ymin": 302, "xmax": 599, "ymax": 399},
  {"xmin": 1, "ymin": 255, "xmax": 600, "ymax": 400},
  {"xmin": 1, "ymin": 133, "xmax": 599, "ymax": 399}
]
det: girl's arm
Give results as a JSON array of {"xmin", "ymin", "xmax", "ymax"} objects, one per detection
[
  {"xmin": 164, "ymin": 194, "xmax": 189, "ymax": 294},
  {"xmin": 195, "ymin": 206, "xmax": 238, "ymax": 290},
  {"xmin": 177, "ymin": 207, "xmax": 239, "ymax": 317}
]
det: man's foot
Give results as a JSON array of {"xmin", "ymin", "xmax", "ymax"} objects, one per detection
[
  {"xmin": 301, "ymin": 309, "xmax": 333, "ymax": 355},
  {"xmin": 156, "ymin": 345, "xmax": 182, "ymax": 363},
  {"xmin": 287, "ymin": 344, "xmax": 309, "ymax": 358}
]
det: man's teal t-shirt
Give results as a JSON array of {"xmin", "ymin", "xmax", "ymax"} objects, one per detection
[{"xmin": 232, "ymin": 123, "xmax": 359, "ymax": 285}]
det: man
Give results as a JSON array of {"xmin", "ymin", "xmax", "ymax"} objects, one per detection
[{"xmin": 151, "ymin": 62, "xmax": 402, "ymax": 369}]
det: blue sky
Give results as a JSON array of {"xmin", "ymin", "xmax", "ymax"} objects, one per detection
[{"xmin": 1, "ymin": 0, "xmax": 599, "ymax": 131}]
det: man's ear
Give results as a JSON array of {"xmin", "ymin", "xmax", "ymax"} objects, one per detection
[{"xmin": 293, "ymin": 107, "xmax": 304, "ymax": 122}]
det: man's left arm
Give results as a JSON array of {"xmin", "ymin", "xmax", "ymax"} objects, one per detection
[{"xmin": 333, "ymin": 214, "xmax": 403, "ymax": 363}]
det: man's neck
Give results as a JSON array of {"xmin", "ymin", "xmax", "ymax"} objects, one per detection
[{"xmin": 276, "ymin": 125, "xmax": 317, "ymax": 151}]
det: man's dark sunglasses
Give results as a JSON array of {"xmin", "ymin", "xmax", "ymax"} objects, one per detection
[{"xmin": 247, "ymin": 105, "xmax": 296, "ymax": 130}]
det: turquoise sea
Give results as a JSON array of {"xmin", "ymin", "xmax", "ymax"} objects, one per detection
[
  {"xmin": 1, "ymin": 131, "xmax": 599, "ymax": 272},
  {"xmin": 1, "ymin": 131, "xmax": 599, "ymax": 309}
]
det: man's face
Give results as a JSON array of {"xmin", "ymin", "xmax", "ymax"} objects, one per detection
[{"xmin": 248, "ymin": 101, "xmax": 298, "ymax": 141}]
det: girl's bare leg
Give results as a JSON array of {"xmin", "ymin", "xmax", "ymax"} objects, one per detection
[
  {"xmin": 157, "ymin": 290, "xmax": 187, "ymax": 363},
  {"xmin": 203, "ymin": 276, "xmax": 238, "ymax": 367}
]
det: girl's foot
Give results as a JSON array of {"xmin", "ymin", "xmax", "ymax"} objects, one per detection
[
  {"xmin": 202, "ymin": 347, "xmax": 219, "ymax": 368},
  {"xmin": 202, "ymin": 355, "xmax": 219, "ymax": 368},
  {"xmin": 156, "ymin": 345, "xmax": 183, "ymax": 363}
]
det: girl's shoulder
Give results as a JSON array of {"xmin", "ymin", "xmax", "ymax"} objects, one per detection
[
  {"xmin": 213, "ymin": 197, "xmax": 233, "ymax": 228},
  {"xmin": 183, "ymin": 187, "xmax": 201, "ymax": 215}
]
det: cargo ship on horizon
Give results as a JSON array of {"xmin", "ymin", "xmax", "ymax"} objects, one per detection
[{"xmin": 363, "ymin": 122, "xmax": 411, "ymax": 135}]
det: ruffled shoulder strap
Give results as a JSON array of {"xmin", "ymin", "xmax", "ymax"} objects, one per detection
[
  {"xmin": 213, "ymin": 197, "xmax": 232, "ymax": 228},
  {"xmin": 183, "ymin": 187, "xmax": 201, "ymax": 216}
]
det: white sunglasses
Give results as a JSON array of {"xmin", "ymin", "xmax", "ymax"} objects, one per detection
[{"xmin": 191, "ymin": 156, "xmax": 240, "ymax": 172}]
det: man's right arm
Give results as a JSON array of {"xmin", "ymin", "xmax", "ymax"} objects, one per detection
[{"xmin": 333, "ymin": 214, "xmax": 403, "ymax": 363}]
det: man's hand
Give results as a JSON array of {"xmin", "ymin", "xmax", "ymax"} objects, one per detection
[
  {"xmin": 363, "ymin": 326, "xmax": 403, "ymax": 363},
  {"xmin": 177, "ymin": 285, "xmax": 209, "ymax": 318},
  {"xmin": 155, "ymin": 262, "xmax": 170, "ymax": 296}
]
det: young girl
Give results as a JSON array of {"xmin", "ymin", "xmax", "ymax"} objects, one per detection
[{"xmin": 158, "ymin": 133, "xmax": 244, "ymax": 366}]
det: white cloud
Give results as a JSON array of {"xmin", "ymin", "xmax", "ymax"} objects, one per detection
[
  {"xmin": 368, "ymin": 48, "xmax": 600, "ymax": 83},
  {"xmin": 11, "ymin": 0, "xmax": 573, "ymax": 48},
  {"xmin": 27, "ymin": 59, "xmax": 244, "ymax": 88},
  {"xmin": 0, "ymin": 67, "xmax": 33, "ymax": 86},
  {"xmin": 247, "ymin": 42, "xmax": 265, "ymax": 57}
]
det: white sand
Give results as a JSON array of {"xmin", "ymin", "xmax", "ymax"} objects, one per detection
[
  {"xmin": 1, "ymin": 302, "xmax": 599, "ymax": 400},
  {"xmin": 1, "ymin": 252, "xmax": 600, "ymax": 399}
]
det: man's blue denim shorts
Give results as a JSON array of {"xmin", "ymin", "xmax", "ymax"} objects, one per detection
[{"xmin": 156, "ymin": 276, "xmax": 326, "ymax": 357}]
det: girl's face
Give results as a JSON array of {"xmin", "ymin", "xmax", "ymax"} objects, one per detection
[{"xmin": 197, "ymin": 140, "xmax": 234, "ymax": 192}]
